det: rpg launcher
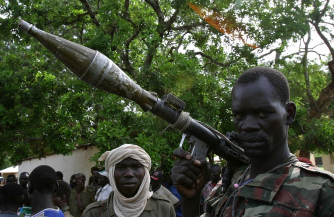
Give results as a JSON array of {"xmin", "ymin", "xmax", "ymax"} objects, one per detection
[{"xmin": 18, "ymin": 20, "xmax": 249, "ymax": 168}]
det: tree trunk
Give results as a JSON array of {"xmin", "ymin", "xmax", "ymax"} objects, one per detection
[{"xmin": 299, "ymin": 149, "xmax": 310, "ymax": 159}]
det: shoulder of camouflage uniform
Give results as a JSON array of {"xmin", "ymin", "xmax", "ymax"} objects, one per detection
[
  {"xmin": 82, "ymin": 199, "xmax": 107, "ymax": 216},
  {"xmin": 151, "ymin": 192, "xmax": 173, "ymax": 203},
  {"xmin": 293, "ymin": 161, "xmax": 334, "ymax": 181}
]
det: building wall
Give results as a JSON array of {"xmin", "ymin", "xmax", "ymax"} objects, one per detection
[
  {"xmin": 322, "ymin": 154, "xmax": 334, "ymax": 173},
  {"xmin": 18, "ymin": 146, "xmax": 99, "ymax": 185}
]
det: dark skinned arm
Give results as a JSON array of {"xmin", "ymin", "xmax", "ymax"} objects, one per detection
[
  {"xmin": 75, "ymin": 181, "xmax": 85, "ymax": 211},
  {"xmin": 171, "ymin": 149, "xmax": 209, "ymax": 217}
]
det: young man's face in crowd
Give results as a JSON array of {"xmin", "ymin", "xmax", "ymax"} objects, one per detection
[
  {"xmin": 232, "ymin": 76, "xmax": 290, "ymax": 159},
  {"xmin": 19, "ymin": 173, "xmax": 29, "ymax": 187},
  {"xmin": 114, "ymin": 157, "xmax": 145, "ymax": 198},
  {"xmin": 98, "ymin": 174, "xmax": 109, "ymax": 187},
  {"xmin": 75, "ymin": 174, "xmax": 86, "ymax": 185},
  {"xmin": 210, "ymin": 167, "xmax": 221, "ymax": 183},
  {"xmin": 92, "ymin": 170, "xmax": 99, "ymax": 181}
]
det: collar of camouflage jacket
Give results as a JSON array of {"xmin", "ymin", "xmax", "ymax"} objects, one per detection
[
  {"xmin": 235, "ymin": 155, "xmax": 298, "ymax": 202},
  {"xmin": 208, "ymin": 154, "xmax": 298, "ymax": 213}
]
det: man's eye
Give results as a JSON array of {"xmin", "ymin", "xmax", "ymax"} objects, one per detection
[
  {"xmin": 258, "ymin": 112, "xmax": 268, "ymax": 117},
  {"xmin": 116, "ymin": 167, "xmax": 124, "ymax": 170}
]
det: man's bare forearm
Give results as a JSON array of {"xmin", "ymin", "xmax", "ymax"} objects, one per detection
[
  {"xmin": 76, "ymin": 193, "xmax": 84, "ymax": 211},
  {"xmin": 181, "ymin": 194, "xmax": 201, "ymax": 217}
]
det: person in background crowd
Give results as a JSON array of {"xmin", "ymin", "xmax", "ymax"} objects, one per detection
[
  {"xmin": 68, "ymin": 173, "xmax": 92, "ymax": 217},
  {"xmin": 53, "ymin": 180, "xmax": 73, "ymax": 217},
  {"xmin": 170, "ymin": 184, "xmax": 182, "ymax": 217},
  {"xmin": 0, "ymin": 183, "xmax": 23, "ymax": 217},
  {"xmin": 216, "ymin": 166, "xmax": 226, "ymax": 186},
  {"xmin": 18, "ymin": 172, "xmax": 31, "ymax": 217},
  {"xmin": 88, "ymin": 167, "xmax": 99, "ymax": 185},
  {"xmin": 6, "ymin": 175, "xmax": 17, "ymax": 184},
  {"xmin": 82, "ymin": 144, "xmax": 176, "ymax": 217},
  {"xmin": 200, "ymin": 164, "xmax": 221, "ymax": 213},
  {"xmin": 95, "ymin": 171, "xmax": 113, "ymax": 202},
  {"xmin": 86, "ymin": 169, "xmax": 99, "ymax": 200},
  {"xmin": 151, "ymin": 171, "xmax": 181, "ymax": 210},
  {"xmin": 27, "ymin": 165, "xmax": 64, "ymax": 217},
  {"xmin": 69, "ymin": 174, "xmax": 76, "ymax": 189},
  {"xmin": 56, "ymin": 172, "xmax": 64, "ymax": 181},
  {"xmin": 297, "ymin": 157, "xmax": 315, "ymax": 166}
]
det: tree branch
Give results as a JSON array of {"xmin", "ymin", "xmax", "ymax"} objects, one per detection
[
  {"xmin": 257, "ymin": 49, "xmax": 276, "ymax": 59},
  {"xmin": 79, "ymin": 0, "xmax": 106, "ymax": 34},
  {"xmin": 165, "ymin": 8, "xmax": 179, "ymax": 31},
  {"xmin": 319, "ymin": 0, "xmax": 331, "ymax": 22},
  {"xmin": 194, "ymin": 52, "xmax": 229, "ymax": 67},
  {"xmin": 302, "ymin": 29, "xmax": 318, "ymax": 112},
  {"xmin": 321, "ymin": 21, "xmax": 334, "ymax": 27},
  {"xmin": 145, "ymin": 0, "xmax": 164, "ymax": 25},
  {"xmin": 171, "ymin": 22, "xmax": 207, "ymax": 30},
  {"xmin": 281, "ymin": 50, "xmax": 325, "ymax": 61}
]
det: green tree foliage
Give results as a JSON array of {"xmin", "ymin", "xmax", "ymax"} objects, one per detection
[{"xmin": 0, "ymin": 0, "xmax": 333, "ymax": 170}]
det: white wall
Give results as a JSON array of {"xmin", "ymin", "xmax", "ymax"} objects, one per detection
[
  {"xmin": 18, "ymin": 146, "xmax": 99, "ymax": 185},
  {"xmin": 322, "ymin": 154, "xmax": 334, "ymax": 173}
]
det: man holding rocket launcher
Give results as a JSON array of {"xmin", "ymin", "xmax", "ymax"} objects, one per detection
[{"xmin": 18, "ymin": 20, "xmax": 334, "ymax": 217}]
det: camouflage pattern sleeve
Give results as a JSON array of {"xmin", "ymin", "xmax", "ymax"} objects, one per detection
[{"xmin": 315, "ymin": 176, "xmax": 334, "ymax": 216}]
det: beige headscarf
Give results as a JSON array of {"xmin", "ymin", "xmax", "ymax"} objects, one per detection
[{"xmin": 98, "ymin": 144, "xmax": 153, "ymax": 217}]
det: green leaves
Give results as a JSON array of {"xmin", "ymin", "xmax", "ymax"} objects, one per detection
[{"xmin": 1, "ymin": 0, "xmax": 333, "ymax": 169}]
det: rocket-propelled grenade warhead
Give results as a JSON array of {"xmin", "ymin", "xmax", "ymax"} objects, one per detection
[{"xmin": 18, "ymin": 20, "xmax": 156, "ymax": 111}]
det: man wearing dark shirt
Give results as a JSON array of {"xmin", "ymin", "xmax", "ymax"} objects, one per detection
[
  {"xmin": 68, "ymin": 173, "xmax": 92, "ymax": 217},
  {"xmin": 0, "ymin": 183, "xmax": 23, "ymax": 217}
]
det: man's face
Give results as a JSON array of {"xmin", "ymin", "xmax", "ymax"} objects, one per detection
[
  {"xmin": 150, "ymin": 178, "xmax": 161, "ymax": 189},
  {"xmin": 92, "ymin": 170, "xmax": 99, "ymax": 181},
  {"xmin": 19, "ymin": 173, "xmax": 29, "ymax": 187},
  {"xmin": 232, "ymin": 76, "xmax": 290, "ymax": 159},
  {"xmin": 114, "ymin": 157, "xmax": 145, "ymax": 198},
  {"xmin": 75, "ymin": 175, "xmax": 85, "ymax": 185},
  {"xmin": 52, "ymin": 194, "xmax": 62, "ymax": 207},
  {"xmin": 210, "ymin": 167, "xmax": 221, "ymax": 183},
  {"xmin": 98, "ymin": 174, "xmax": 109, "ymax": 187}
]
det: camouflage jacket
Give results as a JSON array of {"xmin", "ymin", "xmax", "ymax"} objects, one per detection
[
  {"xmin": 82, "ymin": 191, "xmax": 176, "ymax": 217},
  {"xmin": 201, "ymin": 155, "xmax": 334, "ymax": 217}
]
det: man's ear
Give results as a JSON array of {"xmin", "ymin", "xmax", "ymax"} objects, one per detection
[
  {"xmin": 286, "ymin": 102, "xmax": 296, "ymax": 125},
  {"xmin": 60, "ymin": 194, "xmax": 66, "ymax": 203},
  {"xmin": 28, "ymin": 181, "xmax": 33, "ymax": 194},
  {"xmin": 54, "ymin": 182, "xmax": 59, "ymax": 194}
]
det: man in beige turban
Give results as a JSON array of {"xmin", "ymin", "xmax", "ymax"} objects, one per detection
[{"xmin": 82, "ymin": 144, "xmax": 176, "ymax": 217}]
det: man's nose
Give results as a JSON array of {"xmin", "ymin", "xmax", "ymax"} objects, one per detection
[
  {"xmin": 241, "ymin": 115, "xmax": 260, "ymax": 131},
  {"xmin": 123, "ymin": 168, "xmax": 135, "ymax": 177}
]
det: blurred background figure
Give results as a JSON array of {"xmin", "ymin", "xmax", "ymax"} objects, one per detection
[
  {"xmin": 170, "ymin": 183, "xmax": 182, "ymax": 217},
  {"xmin": 68, "ymin": 173, "xmax": 92, "ymax": 217},
  {"xmin": 86, "ymin": 168, "xmax": 99, "ymax": 200},
  {"xmin": 18, "ymin": 172, "xmax": 31, "ymax": 217},
  {"xmin": 6, "ymin": 175, "xmax": 17, "ymax": 184},
  {"xmin": 56, "ymin": 172, "xmax": 64, "ymax": 181},
  {"xmin": 53, "ymin": 180, "xmax": 73, "ymax": 217},
  {"xmin": 151, "ymin": 171, "xmax": 181, "ymax": 210},
  {"xmin": 200, "ymin": 164, "xmax": 221, "ymax": 213},
  {"xmin": 69, "ymin": 174, "xmax": 77, "ymax": 189},
  {"xmin": 0, "ymin": 183, "xmax": 23, "ymax": 217},
  {"xmin": 95, "ymin": 171, "xmax": 113, "ymax": 202},
  {"xmin": 88, "ymin": 167, "xmax": 99, "ymax": 185},
  {"xmin": 298, "ymin": 157, "xmax": 315, "ymax": 166}
]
